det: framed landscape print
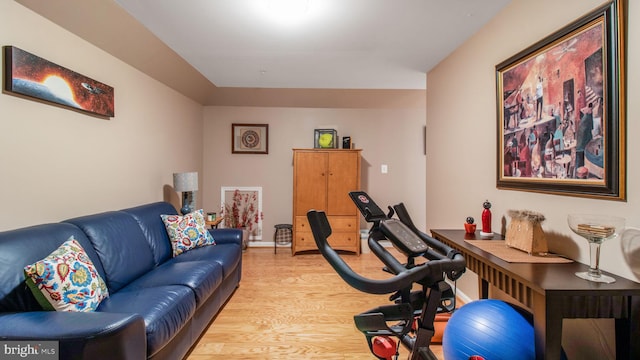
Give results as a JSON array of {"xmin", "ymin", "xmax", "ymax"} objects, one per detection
[
  {"xmin": 496, "ymin": 1, "xmax": 626, "ymax": 200},
  {"xmin": 232, "ymin": 124, "xmax": 268, "ymax": 154}
]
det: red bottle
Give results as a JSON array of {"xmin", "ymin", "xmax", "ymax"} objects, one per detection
[{"xmin": 481, "ymin": 200, "xmax": 492, "ymax": 237}]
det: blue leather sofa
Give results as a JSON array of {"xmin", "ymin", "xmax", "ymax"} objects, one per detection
[{"xmin": 0, "ymin": 202, "xmax": 243, "ymax": 360}]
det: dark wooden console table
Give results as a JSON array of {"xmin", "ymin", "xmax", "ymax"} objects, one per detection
[{"xmin": 430, "ymin": 229, "xmax": 640, "ymax": 360}]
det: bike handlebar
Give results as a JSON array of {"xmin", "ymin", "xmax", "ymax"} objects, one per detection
[{"xmin": 306, "ymin": 210, "xmax": 466, "ymax": 295}]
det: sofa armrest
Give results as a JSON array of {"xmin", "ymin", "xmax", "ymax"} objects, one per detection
[
  {"xmin": 209, "ymin": 228, "xmax": 243, "ymax": 246},
  {"xmin": 0, "ymin": 312, "xmax": 146, "ymax": 360}
]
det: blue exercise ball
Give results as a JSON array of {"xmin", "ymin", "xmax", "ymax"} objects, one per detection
[{"xmin": 442, "ymin": 299, "xmax": 535, "ymax": 360}]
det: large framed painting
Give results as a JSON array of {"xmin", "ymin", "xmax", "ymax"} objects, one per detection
[
  {"xmin": 3, "ymin": 46, "xmax": 114, "ymax": 118},
  {"xmin": 496, "ymin": 1, "xmax": 626, "ymax": 200}
]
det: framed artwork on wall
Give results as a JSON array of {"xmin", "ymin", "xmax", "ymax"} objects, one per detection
[
  {"xmin": 3, "ymin": 46, "xmax": 115, "ymax": 118},
  {"xmin": 220, "ymin": 186, "xmax": 263, "ymax": 240},
  {"xmin": 231, "ymin": 124, "xmax": 268, "ymax": 154},
  {"xmin": 495, "ymin": 1, "xmax": 626, "ymax": 200}
]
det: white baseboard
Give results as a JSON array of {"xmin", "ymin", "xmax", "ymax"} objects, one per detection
[{"xmin": 361, "ymin": 237, "xmax": 392, "ymax": 253}]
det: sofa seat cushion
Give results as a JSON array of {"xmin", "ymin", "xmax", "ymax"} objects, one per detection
[
  {"xmin": 0, "ymin": 311, "xmax": 147, "ymax": 360},
  {"xmin": 125, "ymin": 261, "xmax": 223, "ymax": 305},
  {"xmin": 97, "ymin": 285, "xmax": 195, "ymax": 357},
  {"xmin": 171, "ymin": 243, "xmax": 241, "ymax": 280},
  {"xmin": 0, "ymin": 311, "xmax": 144, "ymax": 339}
]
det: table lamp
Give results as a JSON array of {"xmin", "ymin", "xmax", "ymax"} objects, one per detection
[{"xmin": 173, "ymin": 172, "xmax": 198, "ymax": 215}]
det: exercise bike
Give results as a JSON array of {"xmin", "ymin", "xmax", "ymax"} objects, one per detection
[{"xmin": 306, "ymin": 191, "xmax": 466, "ymax": 360}]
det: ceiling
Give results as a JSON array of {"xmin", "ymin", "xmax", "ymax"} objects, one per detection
[
  {"xmin": 111, "ymin": 0, "xmax": 511, "ymax": 90},
  {"xmin": 16, "ymin": 0, "xmax": 510, "ymax": 105}
]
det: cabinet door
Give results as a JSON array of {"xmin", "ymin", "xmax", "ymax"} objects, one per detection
[
  {"xmin": 327, "ymin": 151, "xmax": 359, "ymax": 215},
  {"xmin": 294, "ymin": 151, "xmax": 327, "ymax": 216}
]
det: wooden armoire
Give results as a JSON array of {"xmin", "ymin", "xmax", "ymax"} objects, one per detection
[{"xmin": 292, "ymin": 149, "xmax": 362, "ymax": 255}]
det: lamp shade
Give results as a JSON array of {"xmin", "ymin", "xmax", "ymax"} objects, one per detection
[{"xmin": 173, "ymin": 172, "xmax": 198, "ymax": 192}]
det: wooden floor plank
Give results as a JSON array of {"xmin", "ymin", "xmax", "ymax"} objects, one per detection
[{"xmin": 187, "ymin": 248, "xmax": 444, "ymax": 359}]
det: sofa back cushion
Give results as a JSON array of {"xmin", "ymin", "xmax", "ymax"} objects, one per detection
[
  {"xmin": 0, "ymin": 223, "xmax": 103, "ymax": 312},
  {"xmin": 121, "ymin": 202, "xmax": 177, "ymax": 266},
  {"xmin": 64, "ymin": 211, "xmax": 155, "ymax": 293}
]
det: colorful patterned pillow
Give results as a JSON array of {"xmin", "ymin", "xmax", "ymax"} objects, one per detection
[
  {"xmin": 161, "ymin": 209, "xmax": 216, "ymax": 256},
  {"xmin": 24, "ymin": 238, "xmax": 109, "ymax": 312}
]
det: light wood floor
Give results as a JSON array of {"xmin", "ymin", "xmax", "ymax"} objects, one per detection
[{"xmin": 187, "ymin": 247, "xmax": 444, "ymax": 359}]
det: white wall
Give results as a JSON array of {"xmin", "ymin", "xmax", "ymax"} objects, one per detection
[
  {"xmin": 1, "ymin": 1, "xmax": 428, "ymax": 240},
  {"xmin": 427, "ymin": 0, "xmax": 637, "ymax": 358},
  {"xmin": 202, "ymin": 106, "xmax": 427, "ymax": 243},
  {"xmin": 0, "ymin": 1, "xmax": 204, "ymax": 230}
]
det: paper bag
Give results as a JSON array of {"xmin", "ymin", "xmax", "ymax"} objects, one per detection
[{"xmin": 505, "ymin": 210, "xmax": 547, "ymax": 254}]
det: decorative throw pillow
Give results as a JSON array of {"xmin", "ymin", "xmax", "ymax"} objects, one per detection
[
  {"xmin": 24, "ymin": 238, "xmax": 109, "ymax": 312},
  {"xmin": 161, "ymin": 209, "xmax": 216, "ymax": 256}
]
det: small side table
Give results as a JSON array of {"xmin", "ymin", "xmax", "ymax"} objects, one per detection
[
  {"xmin": 273, "ymin": 224, "xmax": 292, "ymax": 254},
  {"xmin": 205, "ymin": 217, "xmax": 223, "ymax": 229}
]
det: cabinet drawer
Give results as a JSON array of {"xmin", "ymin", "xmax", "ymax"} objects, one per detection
[
  {"xmin": 296, "ymin": 231, "xmax": 359, "ymax": 252},
  {"xmin": 295, "ymin": 216, "xmax": 311, "ymax": 232},
  {"xmin": 329, "ymin": 217, "xmax": 357, "ymax": 232},
  {"xmin": 327, "ymin": 232, "xmax": 358, "ymax": 247},
  {"xmin": 294, "ymin": 232, "xmax": 318, "ymax": 249},
  {"xmin": 296, "ymin": 216, "xmax": 357, "ymax": 232}
]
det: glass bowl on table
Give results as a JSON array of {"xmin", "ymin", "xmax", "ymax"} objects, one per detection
[{"xmin": 567, "ymin": 214, "xmax": 625, "ymax": 283}]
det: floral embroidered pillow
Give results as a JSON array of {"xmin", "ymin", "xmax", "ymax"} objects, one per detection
[
  {"xmin": 24, "ymin": 238, "xmax": 109, "ymax": 312},
  {"xmin": 161, "ymin": 209, "xmax": 216, "ymax": 256}
]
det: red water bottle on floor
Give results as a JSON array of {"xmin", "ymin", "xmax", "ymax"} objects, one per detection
[
  {"xmin": 372, "ymin": 336, "xmax": 396, "ymax": 360},
  {"xmin": 480, "ymin": 200, "xmax": 493, "ymax": 238}
]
